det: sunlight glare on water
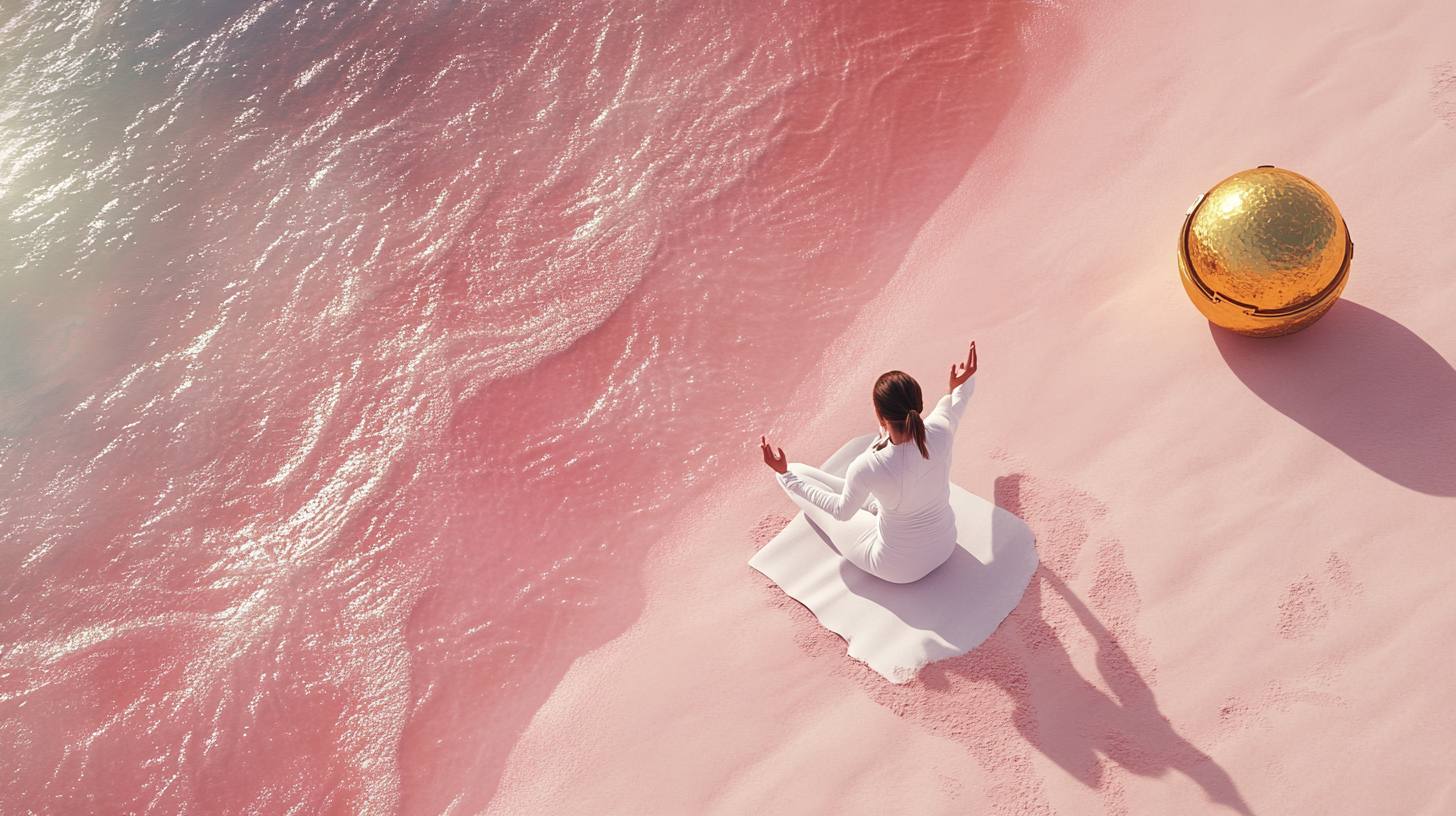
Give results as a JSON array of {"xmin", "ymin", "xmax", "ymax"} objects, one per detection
[{"xmin": 0, "ymin": 0, "xmax": 1029, "ymax": 811}]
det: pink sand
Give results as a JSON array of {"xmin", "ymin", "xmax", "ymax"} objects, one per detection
[{"xmin": 486, "ymin": 1, "xmax": 1456, "ymax": 813}]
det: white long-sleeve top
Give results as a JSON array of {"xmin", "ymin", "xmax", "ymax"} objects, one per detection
[{"xmin": 779, "ymin": 377, "xmax": 974, "ymax": 552}]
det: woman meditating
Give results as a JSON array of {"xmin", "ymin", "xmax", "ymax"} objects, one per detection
[{"xmin": 760, "ymin": 342, "xmax": 977, "ymax": 584}]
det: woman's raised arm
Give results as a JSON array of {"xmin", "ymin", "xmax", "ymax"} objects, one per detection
[{"xmin": 948, "ymin": 341, "xmax": 977, "ymax": 393}]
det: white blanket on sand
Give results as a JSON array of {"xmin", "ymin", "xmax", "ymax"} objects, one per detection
[{"xmin": 750, "ymin": 435, "xmax": 1039, "ymax": 683}]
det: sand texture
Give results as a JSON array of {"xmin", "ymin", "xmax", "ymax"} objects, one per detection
[{"xmin": 487, "ymin": 0, "xmax": 1456, "ymax": 812}]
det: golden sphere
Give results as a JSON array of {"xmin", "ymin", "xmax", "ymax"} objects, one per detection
[{"xmin": 1178, "ymin": 166, "xmax": 1353, "ymax": 337}]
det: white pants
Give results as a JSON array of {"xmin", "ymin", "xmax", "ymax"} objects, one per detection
[{"xmin": 782, "ymin": 463, "xmax": 927, "ymax": 583}]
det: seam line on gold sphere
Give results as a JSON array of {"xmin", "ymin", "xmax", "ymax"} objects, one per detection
[{"xmin": 1179, "ymin": 194, "xmax": 1354, "ymax": 319}]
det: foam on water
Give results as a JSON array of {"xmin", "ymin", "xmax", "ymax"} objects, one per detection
[{"xmin": 0, "ymin": 0, "xmax": 1028, "ymax": 811}]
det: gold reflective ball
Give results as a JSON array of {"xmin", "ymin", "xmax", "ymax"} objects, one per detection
[{"xmin": 1178, "ymin": 166, "xmax": 1353, "ymax": 337}]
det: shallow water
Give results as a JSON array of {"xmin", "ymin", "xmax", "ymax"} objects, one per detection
[{"xmin": 0, "ymin": 1, "xmax": 1028, "ymax": 811}]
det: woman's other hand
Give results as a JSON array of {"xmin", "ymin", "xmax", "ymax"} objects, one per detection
[
  {"xmin": 760, "ymin": 435, "xmax": 788, "ymax": 474},
  {"xmin": 949, "ymin": 341, "xmax": 977, "ymax": 392}
]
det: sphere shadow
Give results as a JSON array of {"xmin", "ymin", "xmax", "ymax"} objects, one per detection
[{"xmin": 1211, "ymin": 299, "xmax": 1456, "ymax": 496}]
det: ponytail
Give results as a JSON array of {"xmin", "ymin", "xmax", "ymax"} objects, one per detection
[
  {"xmin": 872, "ymin": 370, "xmax": 930, "ymax": 460},
  {"xmin": 903, "ymin": 409, "xmax": 929, "ymax": 459}
]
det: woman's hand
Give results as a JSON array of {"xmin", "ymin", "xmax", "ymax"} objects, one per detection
[
  {"xmin": 760, "ymin": 435, "xmax": 788, "ymax": 475},
  {"xmin": 949, "ymin": 341, "xmax": 977, "ymax": 392}
]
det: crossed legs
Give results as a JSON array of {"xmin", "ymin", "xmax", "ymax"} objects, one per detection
[{"xmin": 781, "ymin": 463, "xmax": 888, "ymax": 579}]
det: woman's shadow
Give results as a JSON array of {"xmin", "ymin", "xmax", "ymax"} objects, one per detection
[
  {"xmin": 1211, "ymin": 300, "xmax": 1456, "ymax": 496},
  {"xmin": 920, "ymin": 569, "xmax": 1254, "ymax": 814},
  {"xmin": 903, "ymin": 475, "xmax": 1253, "ymax": 814}
]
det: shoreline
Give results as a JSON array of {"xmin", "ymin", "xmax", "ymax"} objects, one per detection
[{"xmin": 487, "ymin": 0, "xmax": 1456, "ymax": 812}]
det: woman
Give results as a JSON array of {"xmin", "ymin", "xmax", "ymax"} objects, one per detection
[{"xmin": 760, "ymin": 342, "xmax": 977, "ymax": 584}]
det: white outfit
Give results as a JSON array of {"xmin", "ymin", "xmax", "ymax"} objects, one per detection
[{"xmin": 777, "ymin": 377, "xmax": 974, "ymax": 583}]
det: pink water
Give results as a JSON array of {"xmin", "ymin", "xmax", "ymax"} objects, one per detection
[{"xmin": 0, "ymin": 1, "xmax": 1029, "ymax": 812}]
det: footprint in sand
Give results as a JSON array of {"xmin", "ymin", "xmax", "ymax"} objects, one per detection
[
  {"xmin": 1276, "ymin": 551, "xmax": 1365, "ymax": 642},
  {"xmin": 1213, "ymin": 553, "xmax": 1364, "ymax": 758},
  {"xmin": 1431, "ymin": 62, "xmax": 1456, "ymax": 128}
]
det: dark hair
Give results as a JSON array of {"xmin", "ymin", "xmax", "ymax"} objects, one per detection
[{"xmin": 873, "ymin": 370, "xmax": 928, "ymax": 459}]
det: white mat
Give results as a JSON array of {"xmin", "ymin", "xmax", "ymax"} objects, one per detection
[{"xmin": 750, "ymin": 435, "xmax": 1039, "ymax": 683}]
